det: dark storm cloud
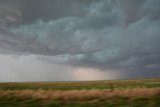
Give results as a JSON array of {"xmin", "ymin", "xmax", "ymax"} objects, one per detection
[
  {"xmin": 0, "ymin": 0, "xmax": 94, "ymax": 25},
  {"xmin": 0, "ymin": 0, "xmax": 160, "ymax": 72}
]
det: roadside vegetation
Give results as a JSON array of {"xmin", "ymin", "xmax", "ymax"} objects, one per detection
[{"xmin": 0, "ymin": 78, "xmax": 160, "ymax": 107}]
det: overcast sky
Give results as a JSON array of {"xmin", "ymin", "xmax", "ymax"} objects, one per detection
[{"xmin": 0, "ymin": 0, "xmax": 160, "ymax": 82}]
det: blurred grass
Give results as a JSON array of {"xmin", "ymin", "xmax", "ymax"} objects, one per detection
[
  {"xmin": 0, "ymin": 78, "xmax": 160, "ymax": 107},
  {"xmin": 0, "ymin": 78, "xmax": 160, "ymax": 91},
  {"xmin": 0, "ymin": 95, "xmax": 159, "ymax": 107}
]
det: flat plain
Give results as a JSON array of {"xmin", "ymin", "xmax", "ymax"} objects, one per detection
[{"xmin": 0, "ymin": 78, "xmax": 160, "ymax": 107}]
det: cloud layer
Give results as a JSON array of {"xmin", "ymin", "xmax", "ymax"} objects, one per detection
[{"xmin": 0, "ymin": 0, "xmax": 160, "ymax": 81}]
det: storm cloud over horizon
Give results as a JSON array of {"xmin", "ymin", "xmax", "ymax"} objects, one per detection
[{"xmin": 0, "ymin": 0, "xmax": 160, "ymax": 82}]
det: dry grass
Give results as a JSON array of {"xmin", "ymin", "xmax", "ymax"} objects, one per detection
[
  {"xmin": 0, "ymin": 78, "xmax": 159, "ymax": 106},
  {"xmin": 0, "ymin": 88, "xmax": 159, "ymax": 101}
]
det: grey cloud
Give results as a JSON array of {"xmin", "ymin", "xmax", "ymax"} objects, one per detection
[
  {"xmin": 113, "ymin": 0, "xmax": 144, "ymax": 25},
  {"xmin": 0, "ymin": 5, "xmax": 22, "ymax": 29},
  {"xmin": 0, "ymin": 0, "xmax": 95, "ymax": 25},
  {"xmin": 0, "ymin": 0, "xmax": 160, "ymax": 73}
]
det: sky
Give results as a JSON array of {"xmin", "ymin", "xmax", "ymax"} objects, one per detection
[{"xmin": 0, "ymin": 0, "xmax": 160, "ymax": 82}]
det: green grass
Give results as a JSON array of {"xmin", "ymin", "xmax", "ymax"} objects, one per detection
[
  {"xmin": 0, "ymin": 78, "xmax": 160, "ymax": 107},
  {"xmin": 0, "ymin": 78, "xmax": 159, "ymax": 91},
  {"xmin": 0, "ymin": 96, "xmax": 159, "ymax": 107}
]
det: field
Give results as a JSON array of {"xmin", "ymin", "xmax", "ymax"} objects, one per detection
[{"xmin": 0, "ymin": 78, "xmax": 160, "ymax": 107}]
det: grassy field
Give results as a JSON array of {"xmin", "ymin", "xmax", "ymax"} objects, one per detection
[{"xmin": 0, "ymin": 78, "xmax": 160, "ymax": 107}]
